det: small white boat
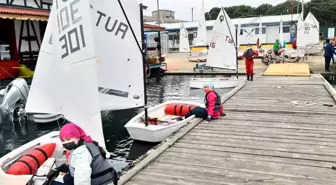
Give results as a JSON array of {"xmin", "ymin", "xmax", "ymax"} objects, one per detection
[
  {"xmin": 125, "ymin": 101, "xmax": 204, "ymax": 142},
  {"xmin": 190, "ymin": 8, "xmax": 246, "ymax": 89},
  {"xmin": 0, "ymin": 131, "xmax": 65, "ymax": 185},
  {"xmin": 189, "ymin": 77, "xmax": 244, "ymax": 89}
]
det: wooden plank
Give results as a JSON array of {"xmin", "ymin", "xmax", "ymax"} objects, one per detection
[
  {"xmin": 193, "ymin": 126, "xmax": 336, "ymax": 139},
  {"xmin": 155, "ymin": 155, "xmax": 336, "ymax": 181},
  {"xmin": 177, "ymin": 139, "xmax": 336, "ymax": 157},
  {"xmin": 210, "ymin": 120, "xmax": 336, "ymax": 132},
  {"xmin": 165, "ymin": 148, "xmax": 335, "ymax": 168},
  {"xmin": 173, "ymin": 142, "xmax": 336, "ymax": 163},
  {"xmin": 184, "ymin": 132, "xmax": 336, "ymax": 147},
  {"xmin": 191, "ymin": 129, "xmax": 336, "ymax": 143}
]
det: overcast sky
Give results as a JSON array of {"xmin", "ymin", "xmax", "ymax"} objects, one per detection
[{"xmin": 137, "ymin": 0, "xmax": 308, "ymax": 21}]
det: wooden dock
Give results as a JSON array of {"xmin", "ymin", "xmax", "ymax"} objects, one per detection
[{"xmin": 119, "ymin": 74, "xmax": 336, "ymax": 185}]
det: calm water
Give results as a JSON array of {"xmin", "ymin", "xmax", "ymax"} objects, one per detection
[{"xmin": 0, "ymin": 75, "xmax": 232, "ymax": 171}]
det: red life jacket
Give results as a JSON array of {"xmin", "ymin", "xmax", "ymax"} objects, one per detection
[{"xmin": 245, "ymin": 49, "xmax": 254, "ymax": 60}]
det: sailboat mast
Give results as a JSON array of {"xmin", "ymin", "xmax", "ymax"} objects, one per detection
[
  {"xmin": 221, "ymin": 7, "xmax": 238, "ymax": 79},
  {"xmin": 117, "ymin": 0, "xmax": 149, "ymax": 126},
  {"xmin": 140, "ymin": 4, "xmax": 149, "ymax": 127}
]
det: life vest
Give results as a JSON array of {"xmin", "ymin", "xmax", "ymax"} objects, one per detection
[
  {"xmin": 69, "ymin": 142, "xmax": 118, "ymax": 185},
  {"xmin": 245, "ymin": 49, "xmax": 254, "ymax": 60},
  {"xmin": 204, "ymin": 91, "xmax": 221, "ymax": 111}
]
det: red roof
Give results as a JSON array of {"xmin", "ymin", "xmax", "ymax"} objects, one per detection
[
  {"xmin": 0, "ymin": 6, "xmax": 50, "ymax": 17},
  {"xmin": 144, "ymin": 24, "xmax": 165, "ymax": 30}
]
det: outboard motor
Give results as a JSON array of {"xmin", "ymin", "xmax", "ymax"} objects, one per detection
[{"xmin": 0, "ymin": 78, "xmax": 29, "ymax": 132}]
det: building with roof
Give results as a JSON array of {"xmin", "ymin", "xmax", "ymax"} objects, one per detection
[
  {"xmin": 144, "ymin": 9, "xmax": 185, "ymax": 24},
  {"xmin": 148, "ymin": 14, "xmax": 307, "ymax": 48},
  {"xmin": 0, "ymin": 0, "xmax": 51, "ymax": 79}
]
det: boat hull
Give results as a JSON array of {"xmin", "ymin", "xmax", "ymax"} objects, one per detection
[
  {"xmin": 0, "ymin": 131, "xmax": 65, "ymax": 185},
  {"xmin": 189, "ymin": 77, "xmax": 245, "ymax": 89},
  {"xmin": 124, "ymin": 101, "xmax": 204, "ymax": 142}
]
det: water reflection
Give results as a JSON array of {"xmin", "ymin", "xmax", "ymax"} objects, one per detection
[{"xmin": 0, "ymin": 75, "xmax": 232, "ymax": 171}]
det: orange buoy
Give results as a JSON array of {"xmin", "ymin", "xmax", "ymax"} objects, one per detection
[
  {"xmin": 7, "ymin": 143, "xmax": 56, "ymax": 175},
  {"xmin": 165, "ymin": 104, "xmax": 197, "ymax": 116}
]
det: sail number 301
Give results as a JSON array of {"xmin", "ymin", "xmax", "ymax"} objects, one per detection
[{"xmin": 56, "ymin": 0, "xmax": 86, "ymax": 59}]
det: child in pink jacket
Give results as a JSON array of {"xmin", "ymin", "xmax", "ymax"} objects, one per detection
[{"xmin": 204, "ymin": 83, "xmax": 225, "ymax": 121}]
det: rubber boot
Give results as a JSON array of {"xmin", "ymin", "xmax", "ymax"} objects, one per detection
[
  {"xmin": 247, "ymin": 75, "xmax": 250, "ymax": 81},
  {"xmin": 251, "ymin": 75, "xmax": 253, "ymax": 81}
]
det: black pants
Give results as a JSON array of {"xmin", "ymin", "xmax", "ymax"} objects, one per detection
[
  {"xmin": 325, "ymin": 57, "xmax": 332, "ymax": 71},
  {"xmin": 50, "ymin": 173, "xmax": 74, "ymax": 185}
]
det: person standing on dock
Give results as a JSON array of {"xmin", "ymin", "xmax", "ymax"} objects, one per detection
[
  {"xmin": 203, "ymin": 83, "xmax": 225, "ymax": 121},
  {"xmin": 243, "ymin": 45, "xmax": 257, "ymax": 81},
  {"xmin": 323, "ymin": 39, "xmax": 336, "ymax": 72},
  {"xmin": 292, "ymin": 38, "xmax": 297, "ymax": 50},
  {"xmin": 273, "ymin": 39, "xmax": 280, "ymax": 56}
]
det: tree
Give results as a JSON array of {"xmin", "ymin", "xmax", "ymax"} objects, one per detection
[{"xmin": 204, "ymin": 0, "xmax": 336, "ymax": 26}]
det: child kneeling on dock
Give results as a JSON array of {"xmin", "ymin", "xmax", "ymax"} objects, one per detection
[{"xmin": 185, "ymin": 83, "xmax": 225, "ymax": 121}]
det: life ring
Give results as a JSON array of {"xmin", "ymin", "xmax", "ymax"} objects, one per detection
[
  {"xmin": 7, "ymin": 143, "xmax": 56, "ymax": 175},
  {"xmin": 165, "ymin": 104, "xmax": 197, "ymax": 116}
]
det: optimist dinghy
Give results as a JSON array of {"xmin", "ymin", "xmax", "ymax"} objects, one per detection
[
  {"xmin": 189, "ymin": 8, "xmax": 245, "ymax": 89},
  {"xmin": 123, "ymin": 1, "xmax": 203, "ymax": 142},
  {"xmin": 125, "ymin": 101, "xmax": 204, "ymax": 142}
]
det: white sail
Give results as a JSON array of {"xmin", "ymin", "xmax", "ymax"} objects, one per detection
[
  {"xmin": 304, "ymin": 12, "xmax": 319, "ymax": 45},
  {"xmin": 179, "ymin": 22, "xmax": 190, "ymax": 52},
  {"xmin": 91, "ymin": 0, "xmax": 144, "ymax": 111},
  {"xmin": 206, "ymin": 8, "xmax": 236, "ymax": 70},
  {"xmin": 297, "ymin": 12, "xmax": 306, "ymax": 47},
  {"xmin": 25, "ymin": 6, "xmax": 55, "ymax": 114},
  {"xmin": 52, "ymin": 0, "xmax": 105, "ymax": 148},
  {"xmin": 280, "ymin": 14, "xmax": 284, "ymax": 47},
  {"xmin": 195, "ymin": 0, "xmax": 207, "ymax": 46}
]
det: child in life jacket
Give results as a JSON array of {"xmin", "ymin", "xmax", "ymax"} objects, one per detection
[
  {"xmin": 204, "ymin": 83, "xmax": 225, "ymax": 121},
  {"xmin": 243, "ymin": 45, "xmax": 257, "ymax": 81},
  {"xmin": 47, "ymin": 123, "xmax": 118, "ymax": 185}
]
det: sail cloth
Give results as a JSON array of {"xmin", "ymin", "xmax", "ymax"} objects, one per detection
[
  {"xmin": 179, "ymin": 22, "xmax": 190, "ymax": 52},
  {"xmin": 206, "ymin": 8, "xmax": 237, "ymax": 70},
  {"xmin": 92, "ymin": 0, "xmax": 145, "ymax": 111},
  {"xmin": 195, "ymin": 0, "xmax": 207, "ymax": 46},
  {"xmin": 297, "ymin": 12, "xmax": 320, "ymax": 47}
]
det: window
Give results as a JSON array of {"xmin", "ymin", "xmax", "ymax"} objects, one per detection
[
  {"xmin": 255, "ymin": 28, "xmax": 265, "ymax": 34},
  {"xmin": 283, "ymin": 26, "xmax": 290, "ymax": 33},
  {"xmin": 255, "ymin": 28, "xmax": 259, "ymax": 34},
  {"xmin": 0, "ymin": 29, "xmax": 11, "ymax": 60},
  {"xmin": 240, "ymin": 29, "xmax": 243, "ymax": 35}
]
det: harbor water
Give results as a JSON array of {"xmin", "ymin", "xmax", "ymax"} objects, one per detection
[{"xmin": 0, "ymin": 75, "xmax": 232, "ymax": 171}]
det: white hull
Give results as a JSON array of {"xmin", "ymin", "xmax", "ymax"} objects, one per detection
[
  {"xmin": 0, "ymin": 131, "xmax": 65, "ymax": 185},
  {"xmin": 124, "ymin": 101, "xmax": 205, "ymax": 142},
  {"xmin": 32, "ymin": 113, "xmax": 64, "ymax": 123},
  {"xmin": 190, "ymin": 77, "xmax": 245, "ymax": 89}
]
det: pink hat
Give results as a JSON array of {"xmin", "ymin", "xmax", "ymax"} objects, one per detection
[{"xmin": 59, "ymin": 123, "xmax": 93, "ymax": 143}]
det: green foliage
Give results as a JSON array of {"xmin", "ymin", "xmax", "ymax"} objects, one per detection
[{"xmin": 205, "ymin": 0, "xmax": 336, "ymax": 26}]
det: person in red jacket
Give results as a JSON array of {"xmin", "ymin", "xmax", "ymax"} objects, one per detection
[
  {"xmin": 243, "ymin": 45, "xmax": 257, "ymax": 81},
  {"xmin": 292, "ymin": 38, "xmax": 297, "ymax": 49},
  {"xmin": 204, "ymin": 83, "xmax": 225, "ymax": 121}
]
